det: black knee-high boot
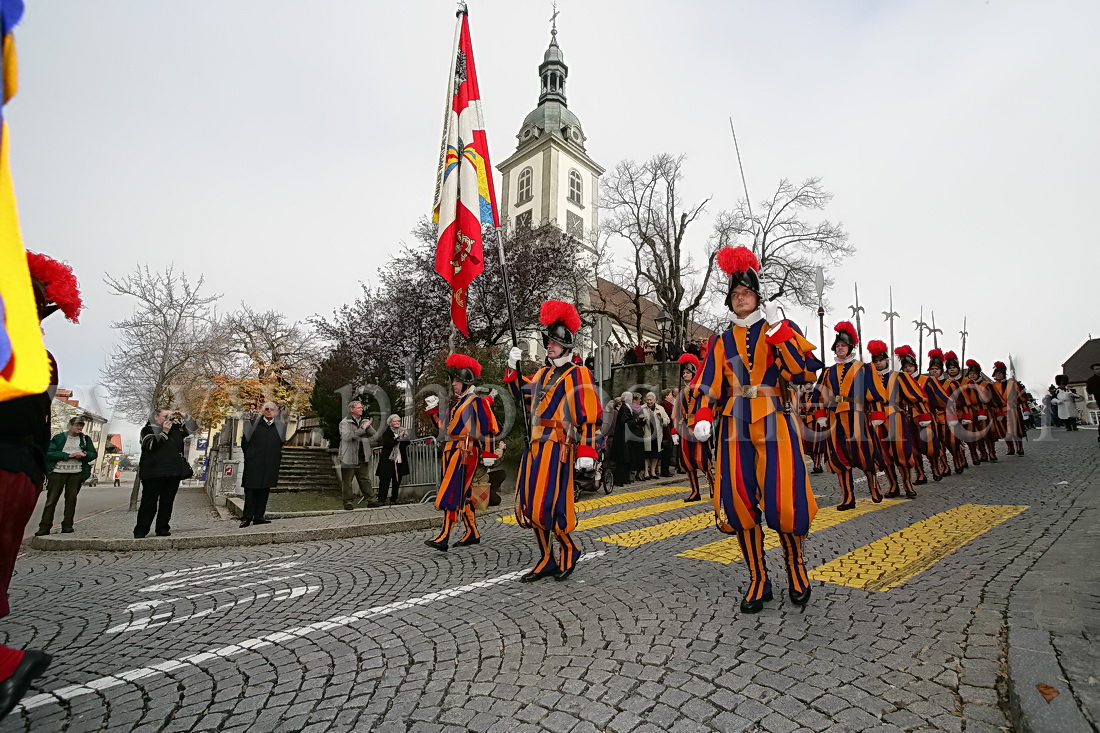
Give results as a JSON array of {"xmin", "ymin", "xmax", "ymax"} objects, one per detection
[
  {"xmin": 735, "ymin": 525, "xmax": 772, "ymax": 613},
  {"xmin": 779, "ymin": 532, "xmax": 811, "ymax": 605}
]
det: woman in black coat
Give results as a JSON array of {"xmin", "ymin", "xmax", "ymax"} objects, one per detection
[{"xmin": 375, "ymin": 414, "xmax": 411, "ymax": 505}]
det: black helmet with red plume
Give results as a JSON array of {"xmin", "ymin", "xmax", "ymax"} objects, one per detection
[
  {"xmin": 446, "ymin": 353, "xmax": 482, "ymax": 386},
  {"xmin": 894, "ymin": 345, "xmax": 917, "ymax": 369},
  {"xmin": 832, "ymin": 321, "xmax": 859, "ymax": 352},
  {"xmin": 540, "ymin": 300, "xmax": 581, "ymax": 350},
  {"xmin": 867, "ymin": 340, "xmax": 888, "ymax": 361},
  {"xmin": 678, "ymin": 353, "xmax": 700, "ymax": 379},
  {"xmin": 27, "ymin": 252, "xmax": 82, "ymax": 323},
  {"xmin": 716, "ymin": 246, "xmax": 761, "ymax": 311},
  {"xmin": 927, "ymin": 348, "xmax": 945, "ymax": 370}
]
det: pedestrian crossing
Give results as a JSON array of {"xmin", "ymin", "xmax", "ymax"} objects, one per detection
[{"xmin": 497, "ymin": 484, "xmax": 1029, "ymax": 592}]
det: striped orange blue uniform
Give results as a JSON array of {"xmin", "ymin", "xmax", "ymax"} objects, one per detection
[
  {"xmin": 506, "ymin": 362, "xmax": 599, "ymax": 576},
  {"xmin": 796, "ymin": 386, "xmax": 827, "ymax": 471},
  {"xmin": 690, "ymin": 318, "xmax": 821, "ymax": 603},
  {"xmin": 671, "ymin": 373, "xmax": 714, "ymax": 502},
  {"xmin": 957, "ymin": 377, "xmax": 996, "ymax": 463},
  {"xmin": 426, "ymin": 391, "xmax": 499, "ymax": 545},
  {"xmin": 991, "ymin": 378, "xmax": 1026, "ymax": 454},
  {"xmin": 815, "ymin": 360, "xmax": 889, "ymax": 507},
  {"xmin": 869, "ymin": 369, "xmax": 931, "ymax": 495},
  {"xmin": 937, "ymin": 375, "xmax": 970, "ymax": 471},
  {"xmin": 914, "ymin": 373, "xmax": 953, "ymax": 479}
]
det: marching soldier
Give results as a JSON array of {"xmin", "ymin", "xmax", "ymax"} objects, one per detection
[
  {"xmin": 991, "ymin": 361, "xmax": 1026, "ymax": 456},
  {"xmin": 817, "ymin": 322, "xmax": 887, "ymax": 510},
  {"xmin": 506, "ymin": 301, "xmax": 600, "ymax": 582},
  {"xmin": 896, "ymin": 345, "xmax": 949, "ymax": 484},
  {"xmin": 690, "ymin": 246, "xmax": 821, "ymax": 613},
  {"xmin": 797, "ymin": 383, "xmax": 827, "ymax": 474},
  {"xmin": 926, "ymin": 350, "xmax": 964, "ymax": 475},
  {"xmin": 424, "ymin": 354, "xmax": 500, "ymax": 551},
  {"xmin": 944, "ymin": 351, "xmax": 984, "ymax": 467},
  {"xmin": 866, "ymin": 341, "xmax": 921, "ymax": 498},
  {"xmin": 963, "ymin": 359, "xmax": 1002, "ymax": 463},
  {"xmin": 671, "ymin": 353, "xmax": 715, "ymax": 502}
]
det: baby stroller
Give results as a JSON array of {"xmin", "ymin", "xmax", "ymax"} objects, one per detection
[{"xmin": 573, "ymin": 446, "xmax": 614, "ymax": 500}]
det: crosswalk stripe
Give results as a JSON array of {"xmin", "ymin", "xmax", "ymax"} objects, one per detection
[
  {"xmin": 808, "ymin": 503, "xmax": 1027, "ymax": 591},
  {"xmin": 573, "ymin": 498, "xmax": 699, "ymax": 532},
  {"xmin": 498, "ymin": 485, "xmax": 686, "ymax": 525},
  {"xmin": 676, "ymin": 498, "xmax": 903, "ymax": 564},
  {"xmin": 597, "ymin": 509, "xmax": 713, "ymax": 547}
]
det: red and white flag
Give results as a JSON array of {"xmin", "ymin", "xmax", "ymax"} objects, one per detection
[{"xmin": 432, "ymin": 8, "xmax": 499, "ymax": 338}]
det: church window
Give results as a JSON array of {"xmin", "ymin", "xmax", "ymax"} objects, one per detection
[
  {"xmin": 516, "ymin": 210, "xmax": 533, "ymax": 230},
  {"xmin": 518, "ymin": 167, "xmax": 533, "ymax": 203},
  {"xmin": 566, "ymin": 211, "xmax": 584, "ymax": 239},
  {"xmin": 568, "ymin": 170, "xmax": 583, "ymax": 205}
]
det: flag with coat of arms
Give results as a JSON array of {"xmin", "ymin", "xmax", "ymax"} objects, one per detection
[{"xmin": 432, "ymin": 7, "xmax": 500, "ymax": 338}]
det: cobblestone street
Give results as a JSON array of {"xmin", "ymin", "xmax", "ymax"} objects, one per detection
[{"xmin": 1, "ymin": 431, "xmax": 1096, "ymax": 733}]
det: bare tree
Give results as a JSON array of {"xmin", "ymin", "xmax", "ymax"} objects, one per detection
[
  {"xmin": 100, "ymin": 266, "xmax": 221, "ymax": 423},
  {"xmin": 598, "ymin": 153, "xmax": 720, "ymax": 344},
  {"xmin": 224, "ymin": 305, "xmax": 321, "ymax": 411},
  {"xmin": 712, "ymin": 177, "xmax": 853, "ymax": 307}
]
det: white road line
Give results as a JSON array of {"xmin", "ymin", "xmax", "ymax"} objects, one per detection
[
  {"xmin": 109, "ymin": 586, "xmax": 320, "ymax": 634},
  {"xmin": 139, "ymin": 562, "xmax": 302, "ymax": 593},
  {"xmin": 144, "ymin": 555, "xmax": 301, "ymax": 582},
  {"xmin": 19, "ymin": 551, "xmax": 608, "ymax": 712},
  {"xmin": 126, "ymin": 573, "xmax": 314, "ymax": 611}
]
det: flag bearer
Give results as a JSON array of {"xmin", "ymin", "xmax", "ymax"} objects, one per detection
[
  {"xmin": 671, "ymin": 353, "xmax": 714, "ymax": 502},
  {"xmin": 424, "ymin": 354, "xmax": 500, "ymax": 551},
  {"xmin": 506, "ymin": 301, "xmax": 600, "ymax": 583},
  {"xmin": 690, "ymin": 247, "xmax": 821, "ymax": 613}
]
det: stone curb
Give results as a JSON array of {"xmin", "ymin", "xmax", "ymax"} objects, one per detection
[
  {"xmin": 1007, "ymin": 618, "xmax": 1095, "ymax": 732},
  {"xmin": 28, "ymin": 505, "xmax": 516, "ymax": 553}
]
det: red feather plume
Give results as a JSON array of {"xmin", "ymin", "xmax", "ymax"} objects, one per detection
[
  {"xmin": 993, "ymin": 361, "xmax": 1007, "ymax": 371},
  {"xmin": 866, "ymin": 340, "xmax": 888, "ymax": 357},
  {"xmin": 26, "ymin": 252, "xmax": 82, "ymax": 323},
  {"xmin": 927, "ymin": 348, "xmax": 944, "ymax": 361},
  {"xmin": 678, "ymin": 354, "xmax": 700, "ymax": 369},
  {"xmin": 446, "ymin": 353, "xmax": 482, "ymax": 378},
  {"xmin": 833, "ymin": 321, "xmax": 859, "ymax": 346},
  {"xmin": 894, "ymin": 345, "xmax": 915, "ymax": 360},
  {"xmin": 539, "ymin": 300, "xmax": 581, "ymax": 333},
  {"xmin": 965, "ymin": 359, "xmax": 980, "ymax": 368},
  {"xmin": 943, "ymin": 350, "xmax": 958, "ymax": 361},
  {"xmin": 716, "ymin": 246, "xmax": 760, "ymax": 276}
]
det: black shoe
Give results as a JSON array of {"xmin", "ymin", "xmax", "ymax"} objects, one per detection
[
  {"xmin": 367, "ymin": 501, "xmax": 382, "ymax": 508},
  {"xmin": 836, "ymin": 502, "xmax": 855, "ymax": 511},
  {"xmin": 684, "ymin": 495, "xmax": 702, "ymax": 503},
  {"xmin": 344, "ymin": 505, "xmax": 354, "ymax": 511},
  {"xmin": 788, "ymin": 585, "xmax": 812, "ymax": 606},
  {"xmin": 0, "ymin": 649, "xmax": 52, "ymax": 721},
  {"xmin": 239, "ymin": 520, "xmax": 252, "ymax": 528},
  {"xmin": 454, "ymin": 536, "xmax": 480, "ymax": 547},
  {"xmin": 155, "ymin": 531, "xmax": 171, "ymax": 537},
  {"xmin": 253, "ymin": 519, "xmax": 271, "ymax": 525},
  {"xmin": 740, "ymin": 590, "xmax": 773, "ymax": 614},
  {"xmin": 884, "ymin": 490, "xmax": 901, "ymax": 499},
  {"xmin": 424, "ymin": 539, "xmax": 448, "ymax": 552},
  {"xmin": 955, "ymin": 468, "xmax": 965, "ymax": 475},
  {"xmin": 914, "ymin": 479, "xmax": 927, "ymax": 486},
  {"xmin": 905, "ymin": 489, "xmax": 917, "ymax": 499},
  {"xmin": 388, "ymin": 500, "xmax": 397, "ymax": 506},
  {"xmin": 520, "ymin": 567, "xmax": 559, "ymax": 583},
  {"xmin": 989, "ymin": 457, "xmax": 999, "ymax": 463},
  {"xmin": 61, "ymin": 528, "xmax": 74, "ymax": 534},
  {"xmin": 933, "ymin": 474, "xmax": 943, "ymax": 482},
  {"xmin": 133, "ymin": 532, "xmax": 147, "ymax": 539},
  {"xmin": 554, "ymin": 566, "xmax": 575, "ymax": 581},
  {"xmin": 33, "ymin": 529, "xmax": 49, "ymax": 537},
  {"xmin": 811, "ymin": 467, "xmax": 824, "ymax": 474},
  {"xmin": 1017, "ymin": 450, "xmax": 1024, "ymax": 455}
]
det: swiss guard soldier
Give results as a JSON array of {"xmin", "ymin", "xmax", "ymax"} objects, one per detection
[
  {"xmin": 506, "ymin": 301, "xmax": 600, "ymax": 582},
  {"xmin": 941, "ymin": 350, "xmax": 973, "ymax": 471},
  {"xmin": 896, "ymin": 345, "xmax": 948, "ymax": 484},
  {"xmin": 866, "ymin": 340, "xmax": 921, "ymax": 498},
  {"xmin": 690, "ymin": 246, "xmax": 821, "ymax": 613},
  {"xmin": 817, "ymin": 322, "xmax": 887, "ymax": 510},
  {"xmin": 671, "ymin": 353, "xmax": 714, "ymax": 502},
  {"xmin": 963, "ymin": 359, "xmax": 1002, "ymax": 463},
  {"xmin": 797, "ymin": 382, "xmax": 827, "ymax": 474},
  {"xmin": 424, "ymin": 354, "xmax": 500, "ymax": 551},
  {"xmin": 991, "ymin": 361, "xmax": 1026, "ymax": 456}
]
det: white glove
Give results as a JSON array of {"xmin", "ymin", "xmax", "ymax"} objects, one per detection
[
  {"xmin": 948, "ymin": 419, "xmax": 959, "ymax": 427},
  {"xmin": 425, "ymin": 395, "xmax": 439, "ymax": 410},
  {"xmin": 977, "ymin": 415, "xmax": 988, "ymax": 422},
  {"xmin": 918, "ymin": 420, "xmax": 931, "ymax": 427},
  {"xmin": 1022, "ymin": 411, "xmax": 1031, "ymax": 418},
  {"xmin": 507, "ymin": 346, "xmax": 522, "ymax": 369},
  {"xmin": 482, "ymin": 457, "xmax": 497, "ymax": 468},
  {"xmin": 871, "ymin": 419, "xmax": 884, "ymax": 427},
  {"xmin": 575, "ymin": 456, "xmax": 594, "ymax": 471},
  {"xmin": 816, "ymin": 416, "xmax": 828, "ymax": 427},
  {"xmin": 693, "ymin": 420, "xmax": 712, "ymax": 442},
  {"xmin": 672, "ymin": 434, "xmax": 680, "ymax": 446},
  {"xmin": 763, "ymin": 299, "xmax": 780, "ymax": 324},
  {"xmin": 961, "ymin": 419, "xmax": 972, "ymax": 426}
]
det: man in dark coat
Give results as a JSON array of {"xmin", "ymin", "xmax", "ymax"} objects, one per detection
[
  {"xmin": 136, "ymin": 409, "xmax": 198, "ymax": 538},
  {"xmin": 240, "ymin": 402, "xmax": 286, "ymax": 527}
]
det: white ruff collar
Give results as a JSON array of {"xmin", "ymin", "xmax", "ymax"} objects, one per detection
[
  {"xmin": 731, "ymin": 309, "xmax": 764, "ymax": 328},
  {"xmin": 549, "ymin": 353, "xmax": 572, "ymax": 368},
  {"xmin": 834, "ymin": 353, "xmax": 857, "ymax": 365},
  {"xmin": 876, "ymin": 366, "xmax": 891, "ymax": 376}
]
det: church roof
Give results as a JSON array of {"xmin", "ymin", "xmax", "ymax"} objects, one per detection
[
  {"xmin": 516, "ymin": 28, "xmax": 587, "ymax": 151},
  {"xmin": 1062, "ymin": 337, "xmax": 1100, "ymax": 383}
]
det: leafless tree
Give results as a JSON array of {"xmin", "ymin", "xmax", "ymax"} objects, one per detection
[
  {"xmin": 598, "ymin": 153, "xmax": 720, "ymax": 344},
  {"xmin": 223, "ymin": 305, "xmax": 321, "ymax": 410},
  {"xmin": 711, "ymin": 177, "xmax": 853, "ymax": 307},
  {"xmin": 100, "ymin": 266, "xmax": 221, "ymax": 423}
]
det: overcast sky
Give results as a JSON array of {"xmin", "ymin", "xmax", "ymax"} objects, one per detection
[{"xmin": 9, "ymin": 0, "xmax": 1099, "ymax": 443}]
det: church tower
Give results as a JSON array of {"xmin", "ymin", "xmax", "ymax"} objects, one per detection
[{"xmin": 497, "ymin": 19, "xmax": 603, "ymax": 254}]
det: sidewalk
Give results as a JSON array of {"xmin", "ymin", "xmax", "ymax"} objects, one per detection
[{"xmin": 27, "ymin": 482, "xmax": 520, "ymax": 552}]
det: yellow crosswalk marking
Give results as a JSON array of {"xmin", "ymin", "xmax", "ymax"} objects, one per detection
[
  {"xmin": 808, "ymin": 504, "xmax": 1027, "ymax": 591},
  {"xmin": 597, "ymin": 509, "xmax": 713, "ymax": 547},
  {"xmin": 575, "ymin": 498, "xmax": 697, "ymax": 532},
  {"xmin": 497, "ymin": 485, "xmax": 687, "ymax": 525},
  {"xmin": 677, "ymin": 498, "xmax": 903, "ymax": 564}
]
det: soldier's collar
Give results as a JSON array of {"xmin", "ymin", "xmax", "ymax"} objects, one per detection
[{"xmin": 730, "ymin": 309, "xmax": 764, "ymax": 328}]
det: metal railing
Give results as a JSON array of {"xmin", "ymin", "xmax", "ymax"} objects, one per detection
[{"xmin": 372, "ymin": 437, "xmax": 441, "ymax": 489}]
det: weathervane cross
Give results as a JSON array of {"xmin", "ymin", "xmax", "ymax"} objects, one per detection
[{"xmin": 550, "ymin": 2, "xmax": 559, "ymax": 32}]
